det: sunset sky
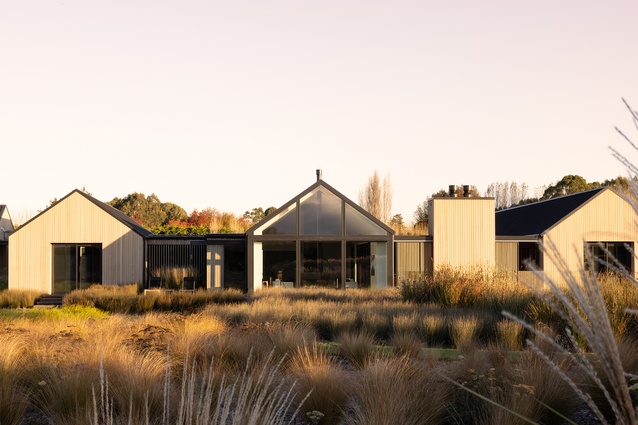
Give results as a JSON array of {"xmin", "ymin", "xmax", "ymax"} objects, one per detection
[{"xmin": 2, "ymin": 1, "xmax": 638, "ymax": 224}]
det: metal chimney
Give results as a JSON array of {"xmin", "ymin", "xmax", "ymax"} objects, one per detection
[
  {"xmin": 449, "ymin": 185, "xmax": 456, "ymax": 197},
  {"xmin": 316, "ymin": 169, "xmax": 323, "ymax": 181},
  {"xmin": 463, "ymin": 185, "xmax": 470, "ymax": 197}
]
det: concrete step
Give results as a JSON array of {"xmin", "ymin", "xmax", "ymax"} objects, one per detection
[{"xmin": 34, "ymin": 295, "xmax": 64, "ymax": 307}]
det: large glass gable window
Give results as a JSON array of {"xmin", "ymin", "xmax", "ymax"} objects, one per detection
[
  {"xmin": 251, "ymin": 182, "xmax": 393, "ymax": 290},
  {"xmin": 257, "ymin": 204, "xmax": 297, "ymax": 236},
  {"xmin": 345, "ymin": 204, "xmax": 386, "ymax": 236},
  {"xmin": 300, "ymin": 188, "xmax": 342, "ymax": 235}
]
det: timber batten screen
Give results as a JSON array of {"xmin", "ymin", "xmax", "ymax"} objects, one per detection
[{"xmin": 147, "ymin": 242, "xmax": 207, "ymax": 289}]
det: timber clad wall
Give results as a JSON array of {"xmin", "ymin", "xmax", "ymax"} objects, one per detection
[
  {"xmin": 9, "ymin": 192, "xmax": 145, "ymax": 293},
  {"xmin": 429, "ymin": 198, "xmax": 495, "ymax": 269},
  {"xmin": 495, "ymin": 241, "xmax": 518, "ymax": 277},
  {"xmin": 395, "ymin": 240, "xmax": 432, "ymax": 282},
  {"xmin": 544, "ymin": 189, "xmax": 638, "ymax": 284}
]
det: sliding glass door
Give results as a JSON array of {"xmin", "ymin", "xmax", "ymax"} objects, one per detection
[{"xmin": 53, "ymin": 244, "xmax": 102, "ymax": 293}]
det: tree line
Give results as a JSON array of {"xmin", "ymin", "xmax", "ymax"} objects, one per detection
[{"xmin": 69, "ymin": 172, "xmax": 632, "ymax": 236}]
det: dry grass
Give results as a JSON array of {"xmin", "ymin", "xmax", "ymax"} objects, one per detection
[
  {"xmin": 343, "ymin": 357, "xmax": 451, "ymax": 425},
  {"xmin": 449, "ymin": 315, "xmax": 482, "ymax": 351},
  {"xmin": 336, "ymin": 331, "xmax": 376, "ymax": 369},
  {"xmin": 1, "ymin": 275, "xmax": 636, "ymax": 423},
  {"xmin": 290, "ymin": 341, "xmax": 354, "ymax": 425}
]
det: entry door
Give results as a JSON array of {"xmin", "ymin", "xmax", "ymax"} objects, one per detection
[{"xmin": 53, "ymin": 244, "xmax": 102, "ymax": 293}]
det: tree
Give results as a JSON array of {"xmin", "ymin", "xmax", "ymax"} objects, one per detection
[
  {"xmin": 244, "ymin": 207, "xmax": 265, "ymax": 223},
  {"xmin": 413, "ymin": 201, "xmax": 428, "ymax": 234},
  {"xmin": 541, "ymin": 175, "xmax": 592, "ymax": 200},
  {"xmin": 359, "ymin": 171, "xmax": 393, "ymax": 223},
  {"xmin": 389, "ymin": 214, "xmax": 405, "ymax": 234},
  {"xmin": 108, "ymin": 193, "xmax": 187, "ymax": 229},
  {"xmin": 381, "ymin": 174, "xmax": 393, "ymax": 224},
  {"xmin": 485, "ymin": 181, "xmax": 531, "ymax": 209}
]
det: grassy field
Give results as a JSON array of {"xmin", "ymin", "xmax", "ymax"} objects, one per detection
[{"xmin": 2, "ymin": 271, "xmax": 638, "ymax": 424}]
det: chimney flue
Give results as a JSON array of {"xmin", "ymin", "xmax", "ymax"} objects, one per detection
[
  {"xmin": 316, "ymin": 169, "xmax": 322, "ymax": 181},
  {"xmin": 449, "ymin": 185, "xmax": 456, "ymax": 197}
]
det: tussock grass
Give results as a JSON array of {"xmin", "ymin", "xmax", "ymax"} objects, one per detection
[
  {"xmin": 343, "ymin": 357, "xmax": 450, "ymax": 425},
  {"xmin": 63, "ymin": 284, "xmax": 245, "ymax": 313},
  {"xmin": 0, "ymin": 289, "xmax": 42, "ymax": 308},
  {"xmin": 336, "ymin": 331, "xmax": 376, "ymax": 369},
  {"xmin": 290, "ymin": 341, "xmax": 353, "ymax": 425},
  {"xmin": 389, "ymin": 332, "xmax": 423, "ymax": 358},
  {"xmin": 496, "ymin": 319, "xmax": 525, "ymax": 351},
  {"xmin": 450, "ymin": 315, "xmax": 482, "ymax": 351},
  {"xmin": 0, "ymin": 336, "xmax": 29, "ymax": 425}
]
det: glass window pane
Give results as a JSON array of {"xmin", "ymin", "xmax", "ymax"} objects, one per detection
[
  {"xmin": 53, "ymin": 245, "xmax": 76, "ymax": 294},
  {"xmin": 300, "ymin": 189, "xmax": 342, "ymax": 235},
  {"xmin": 257, "ymin": 205, "xmax": 297, "ymax": 236},
  {"xmin": 346, "ymin": 242, "xmax": 371, "ymax": 288},
  {"xmin": 301, "ymin": 242, "xmax": 341, "ymax": 287},
  {"xmin": 345, "ymin": 204, "xmax": 386, "ymax": 236},
  {"xmin": 262, "ymin": 241, "xmax": 296, "ymax": 287}
]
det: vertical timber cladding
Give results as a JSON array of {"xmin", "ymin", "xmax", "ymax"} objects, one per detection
[
  {"xmin": 394, "ymin": 238, "xmax": 432, "ymax": 282},
  {"xmin": 429, "ymin": 197, "xmax": 496, "ymax": 270},
  {"xmin": 495, "ymin": 241, "xmax": 518, "ymax": 278}
]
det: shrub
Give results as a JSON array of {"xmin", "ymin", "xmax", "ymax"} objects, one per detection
[{"xmin": 0, "ymin": 289, "xmax": 42, "ymax": 308}]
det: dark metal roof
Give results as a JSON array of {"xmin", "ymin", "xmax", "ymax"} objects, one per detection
[{"xmin": 495, "ymin": 187, "xmax": 606, "ymax": 236}]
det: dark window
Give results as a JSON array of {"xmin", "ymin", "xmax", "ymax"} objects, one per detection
[
  {"xmin": 301, "ymin": 241, "xmax": 341, "ymax": 287},
  {"xmin": 53, "ymin": 244, "xmax": 102, "ymax": 293},
  {"xmin": 262, "ymin": 241, "xmax": 296, "ymax": 286},
  {"xmin": 519, "ymin": 242, "xmax": 541, "ymax": 271},
  {"xmin": 585, "ymin": 242, "xmax": 633, "ymax": 274}
]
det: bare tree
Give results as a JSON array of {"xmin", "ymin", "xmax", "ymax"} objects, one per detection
[
  {"xmin": 381, "ymin": 173, "xmax": 392, "ymax": 224},
  {"xmin": 359, "ymin": 170, "xmax": 392, "ymax": 223}
]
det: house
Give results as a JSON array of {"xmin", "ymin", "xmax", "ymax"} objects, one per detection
[
  {"xmin": 245, "ymin": 172, "xmax": 395, "ymax": 292},
  {"xmin": 0, "ymin": 205, "xmax": 14, "ymax": 283},
  {"xmin": 8, "ymin": 190, "xmax": 151, "ymax": 293},
  {"xmin": 494, "ymin": 187, "xmax": 638, "ymax": 285},
  {"xmin": 6, "ymin": 176, "xmax": 638, "ymax": 295}
]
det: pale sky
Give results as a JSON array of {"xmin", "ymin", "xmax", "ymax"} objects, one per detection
[{"xmin": 2, "ymin": 1, "xmax": 638, "ymax": 225}]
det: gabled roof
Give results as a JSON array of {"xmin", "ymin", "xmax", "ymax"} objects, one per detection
[
  {"xmin": 11, "ymin": 189, "xmax": 153, "ymax": 238},
  {"xmin": 495, "ymin": 187, "xmax": 607, "ymax": 237},
  {"xmin": 246, "ymin": 178, "xmax": 395, "ymax": 236}
]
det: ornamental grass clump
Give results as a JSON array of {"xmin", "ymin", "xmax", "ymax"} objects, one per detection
[
  {"xmin": 336, "ymin": 330, "xmax": 376, "ymax": 369},
  {"xmin": 449, "ymin": 314, "xmax": 482, "ymax": 351},
  {"xmin": 290, "ymin": 342, "xmax": 354, "ymax": 425},
  {"xmin": 0, "ymin": 336, "xmax": 29, "ymax": 425},
  {"xmin": 343, "ymin": 357, "xmax": 450, "ymax": 425},
  {"xmin": 0, "ymin": 289, "xmax": 42, "ymax": 308}
]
